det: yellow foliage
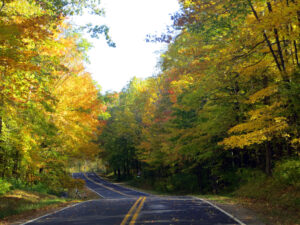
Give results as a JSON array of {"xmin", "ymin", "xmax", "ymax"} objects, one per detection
[
  {"xmin": 247, "ymin": 85, "xmax": 278, "ymax": 104},
  {"xmin": 291, "ymin": 138, "xmax": 300, "ymax": 149}
]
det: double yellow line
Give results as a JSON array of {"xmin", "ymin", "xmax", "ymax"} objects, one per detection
[
  {"xmin": 83, "ymin": 173, "xmax": 146, "ymax": 225},
  {"xmin": 120, "ymin": 196, "xmax": 147, "ymax": 225}
]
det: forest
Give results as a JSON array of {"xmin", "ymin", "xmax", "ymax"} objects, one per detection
[
  {"xmin": 0, "ymin": 0, "xmax": 109, "ymax": 194},
  {"xmin": 100, "ymin": 0, "xmax": 300, "ymax": 195},
  {"xmin": 0, "ymin": 0, "xmax": 299, "ymax": 215}
]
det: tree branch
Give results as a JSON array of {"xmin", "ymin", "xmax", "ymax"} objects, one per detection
[
  {"xmin": 267, "ymin": 2, "xmax": 286, "ymax": 72},
  {"xmin": 0, "ymin": 0, "xmax": 5, "ymax": 12},
  {"xmin": 231, "ymin": 40, "xmax": 265, "ymax": 61},
  {"xmin": 242, "ymin": 55, "xmax": 267, "ymax": 69},
  {"xmin": 247, "ymin": 0, "xmax": 282, "ymax": 72}
]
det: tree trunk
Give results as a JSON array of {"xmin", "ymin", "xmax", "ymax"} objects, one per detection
[
  {"xmin": 231, "ymin": 150, "xmax": 235, "ymax": 168},
  {"xmin": 12, "ymin": 150, "xmax": 20, "ymax": 177},
  {"xmin": 0, "ymin": 116, "xmax": 2, "ymax": 135},
  {"xmin": 123, "ymin": 166, "xmax": 126, "ymax": 176},
  {"xmin": 0, "ymin": 116, "xmax": 4, "ymax": 178},
  {"xmin": 265, "ymin": 142, "xmax": 272, "ymax": 175},
  {"xmin": 294, "ymin": 41, "xmax": 299, "ymax": 66},
  {"xmin": 135, "ymin": 160, "xmax": 139, "ymax": 175},
  {"xmin": 117, "ymin": 168, "xmax": 121, "ymax": 179}
]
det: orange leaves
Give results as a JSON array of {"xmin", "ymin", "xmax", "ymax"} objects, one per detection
[
  {"xmin": 53, "ymin": 70, "xmax": 104, "ymax": 158},
  {"xmin": 0, "ymin": 0, "xmax": 107, "ymax": 181},
  {"xmin": 0, "ymin": 1, "xmax": 64, "ymax": 108}
]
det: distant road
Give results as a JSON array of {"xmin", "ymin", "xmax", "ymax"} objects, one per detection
[{"xmin": 22, "ymin": 172, "xmax": 244, "ymax": 225}]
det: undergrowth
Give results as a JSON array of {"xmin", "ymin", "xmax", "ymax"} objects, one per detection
[
  {"xmin": 234, "ymin": 162, "xmax": 300, "ymax": 225},
  {"xmin": 0, "ymin": 190, "xmax": 72, "ymax": 219}
]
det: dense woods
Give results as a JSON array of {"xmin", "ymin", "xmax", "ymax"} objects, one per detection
[
  {"xmin": 100, "ymin": 0, "xmax": 300, "ymax": 194},
  {"xmin": 0, "ymin": 0, "xmax": 107, "ymax": 194},
  {"xmin": 1, "ymin": 0, "xmax": 299, "ymax": 205}
]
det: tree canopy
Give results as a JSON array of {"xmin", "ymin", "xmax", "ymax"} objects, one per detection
[
  {"xmin": 1, "ymin": 0, "xmax": 299, "ymax": 195},
  {"xmin": 0, "ymin": 0, "xmax": 107, "ymax": 192},
  {"xmin": 99, "ymin": 0, "xmax": 300, "ymax": 193}
]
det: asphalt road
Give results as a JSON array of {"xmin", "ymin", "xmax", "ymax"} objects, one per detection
[{"xmin": 22, "ymin": 173, "xmax": 244, "ymax": 225}]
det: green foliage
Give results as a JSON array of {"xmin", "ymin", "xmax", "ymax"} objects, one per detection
[
  {"xmin": 152, "ymin": 179, "xmax": 169, "ymax": 193},
  {"xmin": 273, "ymin": 159, "xmax": 300, "ymax": 187},
  {"xmin": 0, "ymin": 179, "xmax": 11, "ymax": 195},
  {"xmin": 39, "ymin": 165, "xmax": 73, "ymax": 194},
  {"xmin": 0, "ymin": 0, "xmax": 105, "ymax": 195},
  {"xmin": 8, "ymin": 178, "xmax": 29, "ymax": 190},
  {"xmin": 96, "ymin": 0, "xmax": 300, "ymax": 197},
  {"xmin": 0, "ymin": 189, "xmax": 69, "ymax": 219},
  {"xmin": 99, "ymin": 78, "xmax": 146, "ymax": 177},
  {"xmin": 168, "ymin": 173, "xmax": 198, "ymax": 192},
  {"xmin": 7, "ymin": 175, "xmax": 85, "ymax": 196},
  {"xmin": 11, "ymin": 179, "xmax": 51, "ymax": 194},
  {"xmin": 235, "ymin": 174, "xmax": 300, "ymax": 224}
]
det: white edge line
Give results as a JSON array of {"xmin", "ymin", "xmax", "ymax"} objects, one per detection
[
  {"xmin": 84, "ymin": 173, "xmax": 133, "ymax": 198},
  {"xmin": 72, "ymin": 173, "xmax": 104, "ymax": 198},
  {"xmin": 21, "ymin": 200, "xmax": 94, "ymax": 225},
  {"xmin": 85, "ymin": 185, "xmax": 105, "ymax": 198},
  {"xmin": 193, "ymin": 197, "xmax": 246, "ymax": 225},
  {"xmin": 92, "ymin": 172, "xmax": 149, "ymax": 196}
]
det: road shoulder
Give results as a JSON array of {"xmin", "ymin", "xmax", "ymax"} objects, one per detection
[
  {"xmin": 195, "ymin": 196, "xmax": 265, "ymax": 225},
  {"xmin": 1, "ymin": 186, "xmax": 100, "ymax": 225}
]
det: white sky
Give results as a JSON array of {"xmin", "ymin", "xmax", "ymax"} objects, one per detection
[{"xmin": 71, "ymin": 0, "xmax": 180, "ymax": 93}]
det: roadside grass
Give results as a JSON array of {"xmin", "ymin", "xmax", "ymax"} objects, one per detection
[
  {"xmin": 233, "ymin": 178, "xmax": 300, "ymax": 225},
  {"xmin": 0, "ymin": 186, "xmax": 100, "ymax": 224},
  {"xmin": 0, "ymin": 190, "xmax": 75, "ymax": 219},
  {"xmin": 198, "ymin": 193, "xmax": 300, "ymax": 225},
  {"xmin": 193, "ymin": 179, "xmax": 300, "ymax": 225},
  {"xmin": 235, "ymin": 197, "xmax": 299, "ymax": 225},
  {"xmin": 194, "ymin": 194, "xmax": 236, "ymax": 204}
]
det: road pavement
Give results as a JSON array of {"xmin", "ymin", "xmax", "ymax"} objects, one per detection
[{"xmin": 22, "ymin": 173, "xmax": 245, "ymax": 225}]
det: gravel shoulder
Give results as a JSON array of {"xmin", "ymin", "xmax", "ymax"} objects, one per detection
[{"xmin": 199, "ymin": 197, "xmax": 265, "ymax": 225}]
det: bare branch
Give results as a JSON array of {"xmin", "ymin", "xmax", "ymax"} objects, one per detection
[{"xmin": 0, "ymin": 0, "xmax": 5, "ymax": 12}]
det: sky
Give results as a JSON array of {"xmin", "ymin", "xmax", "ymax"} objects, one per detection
[{"xmin": 71, "ymin": 0, "xmax": 180, "ymax": 93}]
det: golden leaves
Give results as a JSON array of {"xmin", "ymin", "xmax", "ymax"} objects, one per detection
[
  {"xmin": 0, "ymin": 0, "xmax": 106, "ymax": 180},
  {"xmin": 220, "ymin": 102, "xmax": 289, "ymax": 149}
]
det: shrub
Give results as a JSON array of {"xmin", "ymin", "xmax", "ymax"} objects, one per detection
[
  {"xmin": 63, "ymin": 177, "xmax": 85, "ymax": 191},
  {"xmin": 234, "ymin": 169, "xmax": 269, "ymax": 199},
  {"xmin": 236, "ymin": 168, "xmax": 266, "ymax": 184},
  {"xmin": 30, "ymin": 182, "xmax": 51, "ymax": 193},
  {"xmin": 153, "ymin": 179, "xmax": 169, "ymax": 192},
  {"xmin": 168, "ymin": 173, "xmax": 198, "ymax": 193},
  {"xmin": 8, "ymin": 178, "xmax": 51, "ymax": 194},
  {"xmin": 0, "ymin": 179, "xmax": 11, "ymax": 195},
  {"xmin": 273, "ymin": 159, "xmax": 300, "ymax": 187},
  {"xmin": 9, "ymin": 178, "xmax": 28, "ymax": 190}
]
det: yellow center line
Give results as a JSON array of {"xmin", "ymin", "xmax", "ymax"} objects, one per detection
[
  {"xmin": 129, "ymin": 197, "xmax": 146, "ymax": 225},
  {"xmin": 83, "ymin": 173, "xmax": 146, "ymax": 225},
  {"xmin": 120, "ymin": 197, "xmax": 142, "ymax": 225},
  {"xmin": 83, "ymin": 173, "xmax": 133, "ymax": 197}
]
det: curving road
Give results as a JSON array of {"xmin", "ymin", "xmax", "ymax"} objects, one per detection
[{"xmin": 22, "ymin": 173, "xmax": 245, "ymax": 225}]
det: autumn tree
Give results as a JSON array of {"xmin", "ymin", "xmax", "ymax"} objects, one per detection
[
  {"xmin": 0, "ymin": 0, "xmax": 107, "ymax": 193},
  {"xmin": 99, "ymin": 0, "xmax": 299, "ymax": 193}
]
